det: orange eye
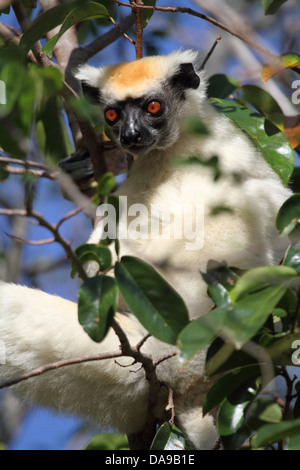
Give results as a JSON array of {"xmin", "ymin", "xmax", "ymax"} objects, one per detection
[
  {"xmin": 105, "ymin": 109, "xmax": 118, "ymax": 122},
  {"xmin": 147, "ymin": 101, "xmax": 161, "ymax": 115}
]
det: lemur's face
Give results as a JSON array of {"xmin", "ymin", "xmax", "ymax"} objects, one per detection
[
  {"xmin": 76, "ymin": 54, "xmax": 200, "ymax": 158},
  {"xmin": 102, "ymin": 92, "xmax": 173, "ymax": 156}
]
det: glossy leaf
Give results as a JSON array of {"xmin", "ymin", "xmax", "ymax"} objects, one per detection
[
  {"xmin": 207, "ymin": 74, "xmax": 241, "ymax": 99},
  {"xmin": 262, "ymin": 53, "xmax": 300, "ymax": 83},
  {"xmin": 246, "ymin": 397, "xmax": 282, "ymax": 429},
  {"xmin": 252, "ymin": 418, "xmax": 300, "ymax": 448},
  {"xmin": 202, "ymin": 270, "xmax": 231, "ymax": 307},
  {"xmin": 75, "ymin": 243, "xmax": 112, "ymax": 272},
  {"xmin": 141, "ymin": 0, "xmax": 157, "ymax": 28},
  {"xmin": 211, "ymin": 98, "xmax": 294, "ymax": 185},
  {"xmin": 282, "ymin": 241, "xmax": 300, "ymax": 275},
  {"xmin": 178, "ymin": 305, "xmax": 227, "ymax": 362},
  {"xmin": 20, "ymin": 1, "xmax": 82, "ymax": 53},
  {"xmin": 261, "ymin": 0, "xmax": 289, "ymax": 14},
  {"xmin": 203, "ymin": 365, "xmax": 261, "ymax": 416},
  {"xmin": 239, "ymin": 85, "xmax": 284, "ymax": 131},
  {"xmin": 150, "ymin": 422, "xmax": 185, "ymax": 450},
  {"xmin": 42, "ymin": 2, "xmax": 110, "ymax": 57},
  {"xmin": 115, "ymin": 256, "xmax": 189, "ymax": 344},
  {"xmin": 276, "ymin": 194, "xmax": 300, "ymax": 236},
  {"xmin": 217, "ymin": 378, "xmax": 257, "ymax": 438},
  {"xmin": 230, "ymin": 265, "xmax": 298, "ymax": 302},
  {"xmin": 78, "ymin": 275, "xmax": 118, "ymax": 342},
  {"xmin": 223, "ymin": 285, "xmax": 288, "ymax": 348}
]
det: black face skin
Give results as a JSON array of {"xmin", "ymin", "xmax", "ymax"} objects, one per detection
[{"xmin": 103, "ymin": 92, "xmax": 173, "ymax": 156}]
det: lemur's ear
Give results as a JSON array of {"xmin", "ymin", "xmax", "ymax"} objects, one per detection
[
  {"xmin": 170, "ymin": 63, "xmax": 200, "ymax": 91},
  {"xmin": 74, "ymin": 64, "xmax": 102, "ymax": 104}
]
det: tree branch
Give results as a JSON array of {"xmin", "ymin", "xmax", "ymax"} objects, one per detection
[
  {"xmin": 130, "ymin": 0, "xmax": 144, "ymax": 59},
  {"xmin": 113, "ymin": 0, "xmax": 300, "ymax": 73},
  {"xmin": 0, "ymin": 350, "xmax": 123, "ymax": 390},
  {"xmin": 0, "ymin": 207, "xmax": 87, "ymax": 281}
]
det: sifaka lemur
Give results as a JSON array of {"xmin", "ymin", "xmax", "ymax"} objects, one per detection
[{"xmin": 0, "ymin": 50, "xmax": 292, "ymax": 449}]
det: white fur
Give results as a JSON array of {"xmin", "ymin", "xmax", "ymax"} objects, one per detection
[{"xmin": 0, "ymin": 51, "xmax": 293, "ymax": 449}]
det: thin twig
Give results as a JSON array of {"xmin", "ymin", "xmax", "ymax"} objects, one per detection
[
  {"xmin": 109, "ymin": 16, "xmax": 136, "ymax": 48},
  {"xmin": 0, "ymin": 156, "xmax": 51, "ymax": 171},
  {"xmin": 5, "ymin": 232, "xmax": 55, "ymax": 246},
  {"xmin": 164, "ymin": 383, "xmax": 175, "ymax": 424},
  {"xmin": 200, "ymin": 35, "xmax": 222, "ymax": 70},
  {"xmin": 4, "ymin": 165, "xmax": 56, "ymax": 180},
  {"xmin": 0, "ymin": 207, "xmax": 87, "ymax": 281}
]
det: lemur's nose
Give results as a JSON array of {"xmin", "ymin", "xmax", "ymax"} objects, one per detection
[{"xmin": 121, "ymin": 129, "xmax": 142, "ymax": 146}]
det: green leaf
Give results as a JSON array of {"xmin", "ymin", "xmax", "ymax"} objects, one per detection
[
  {"xmin": 211, "ymin": 98, "xmax": 295, "ymax": 185},
  {"xmin": 286, "ymin": 434, "xmax": 300, "ymax": 450},
  {"xmin": 141, "ymin": 0, "xmax": 157, "ymax": 28},
  {"xmin": 150, "ymin": 422, "xmax": 185, "ymax": 450},
  {"xmin": 261, "ymin": 0, "xmax": 289, "ymax": 15},
  {"xmin": 203, "ymin": 365, "xmax": 261, "ymax": 416},
  {"xmin": 42, "ymin": 2, "xmax": 110, "ymax": 57},
  {"xmin": 201, "ymin": 264, "xmax": 238, "ymax": 308},
  {"xmin": 282, "ymin": 241, "xmax": 300, "ymax": 275},
  {"xmin": 96, "ymin": 172, "xmax": 116, "ymax": 198},
  {"xmin": 0, "ymin": 47, "xmax": 27, "ymax": 117},
  {"xmin": 78, "ymin": 275, "xmax": 118, "ymax": 342},
  {"xmin": 217, "ymin": 377, "xmax": 257, "ymax": 438},
  {"xmin": 20, "ymin": 1, "xmax": 82, "ymax": 53},
  {"xmin": 178, "ymin": 306, "xmax": 227, "ymax": 362},
  {"xmin": 207, "ymin": 74, "xmax": 241, "ymax": 99},
  {"xmin": 246, "ymin": 397, "xmax": 282, "ymax": 429},
  {"xmin": 222, "ymin": 285, "xmax": 288, "ymax": 348},
  {"xmin": 276, "ymin": 194, "xmax": 300, "ymax": 236},
  {"xmin": 75, "ymin": 243, "xmax": 112, "ymax": 272},
  {"xmin": 252, "ymin": 418, "xmax": 300, "ymax": 448},
  {"xmin": 239, "ymin": 85, "xmax": 285, "ymax": 131},
  {"xmin": 230, "ymin": 265, "xmax": 298, "ymax": 302},
  {"xmin": 85, "ymin": 432, "xmax": 129, "ymax": 450},
  {"xmin": 115, "ymin": 256, "xmax": 189, "ymax": 344},
  {"xmin": 262, "ymin": 53, "xmax": 300, "ymax": 82},
  {"xmin": 202, "ymin": 270, "xmax": 231, "ymax": 307}
]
